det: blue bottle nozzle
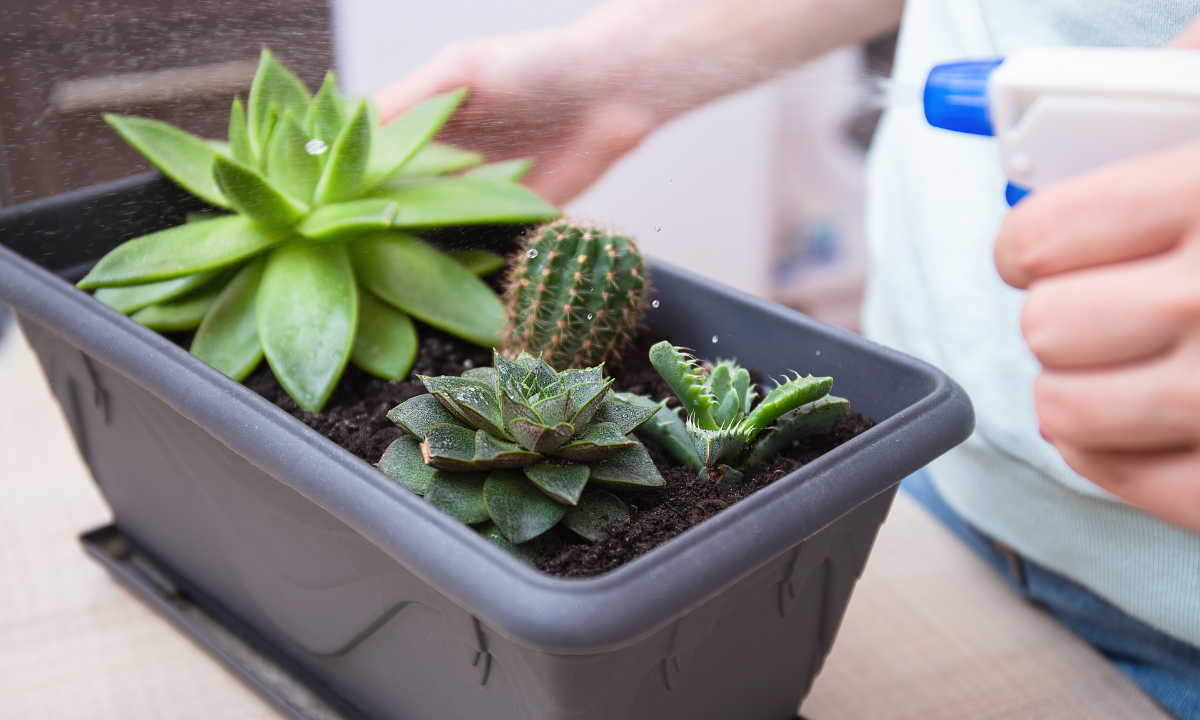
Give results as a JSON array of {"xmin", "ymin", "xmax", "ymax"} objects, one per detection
[{"xmin": 924, "ymin": 59, "xmax": 1004, "ymax": 136}]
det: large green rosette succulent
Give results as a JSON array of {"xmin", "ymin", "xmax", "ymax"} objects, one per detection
[
  {"xmin": 378, "ymin": 350, "xmax": 664, "ymax": 558},
  {"xmin": 79, "ymin": 50, "xmax": 560, "ymax": 412}
]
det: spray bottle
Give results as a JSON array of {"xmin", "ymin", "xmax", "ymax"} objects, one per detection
[{"xmin": 922, "ymin": 47, "xmax": 1200, "ymax": 204}]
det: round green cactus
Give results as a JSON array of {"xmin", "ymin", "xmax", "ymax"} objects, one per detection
[{"xmin": 501, "ymin": 219, "xmax": 647, "ymax": 370}]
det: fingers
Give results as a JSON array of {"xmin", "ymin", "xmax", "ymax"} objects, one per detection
[
  {"xmin": 375, "ymin": 43, "xmax": 478, "ymax": 124},
  {"xmin": 521, "ymin": 104, "xmax": 653, "ymax": 205},
  {"xmin": 1034, "ymin": 333, "xmax": 1200, "ymax": 449},
  {"xmin": 1022, "ymin": 239, "xmax": 1200, "ymax": 368},
  {"xmin": 1053, "ymin": 442, "xmax": 1200, "ymax": 532},
  {"xmin": 995, "ymin": 139, "xmax": 1200, "ymax": 289}
]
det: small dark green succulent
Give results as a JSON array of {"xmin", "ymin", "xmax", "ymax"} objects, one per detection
[
  {"xmin": 644, "ymin": 342, "xmax": 849, "ymax": 482},
  {"xmin": 502, "ymin": 219, "xmax": 646, "ymax": 370},
  {"xmin": 378, "ymin": 350, "xmax": 664, "ymax": 553},
  {"xmin": 78, "ymin": 49, "xmax": 560, "ymax": 411}
]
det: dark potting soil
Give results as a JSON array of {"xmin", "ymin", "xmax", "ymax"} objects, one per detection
[{"xmin": 244, "ymin": 327, "xmax": 875, "ymax": 577}]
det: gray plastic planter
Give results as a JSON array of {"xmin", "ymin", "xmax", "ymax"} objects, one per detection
[{"xmin": 0, "ymin": 174, "xmax": 973, "ymax": 720}]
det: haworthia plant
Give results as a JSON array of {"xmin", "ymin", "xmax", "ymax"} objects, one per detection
[
  {"xmin": 378, "ymin": 350, "xmax": 663, "ymax": 557},
  {"xmin": 81, "ymin": 49, "xmax": 559, "ymax": 412},
  {"xmin": 502, "ymin": 219, "xmax": 646, "ymax": 371},
  {"xmin": 644, "ymin": 341, "xmax": 849, "ymax": 482}
]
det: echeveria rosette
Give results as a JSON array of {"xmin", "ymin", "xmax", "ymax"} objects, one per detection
[
  {"xmin": 377, "ymin": 350, "xmax": 664, "ymax": 557},
  {"xmin": 78, "ymin": 49, "xmax": 560, "ymax": 412},
  {"xmin": 644, "ymin": 341, "xmax": 850, "ymax": 482}
]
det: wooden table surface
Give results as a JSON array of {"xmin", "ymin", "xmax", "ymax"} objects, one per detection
[{"xmin": 0, "ymin": 322, "xmax": 1169, "ymax": 720}]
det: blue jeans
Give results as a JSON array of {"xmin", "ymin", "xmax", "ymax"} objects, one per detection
[{"xmin": 902, "ymin": 470, "xmax": 1200, "ymax": 720}]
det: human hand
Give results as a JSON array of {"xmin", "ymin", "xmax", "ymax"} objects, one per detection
[
  {"xmin": 375, "ymin": 0, "xmax": 904, "ymax": 204},
  {"xmin": 994, "ymin": 136, "xmax": 1200, "ymax": 532}
]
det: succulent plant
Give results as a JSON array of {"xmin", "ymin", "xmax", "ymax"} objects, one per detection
[
  {"xmin": 645, "ymin": 341, "xmax": 849, "ymax": 481},
  {"xmin": 79, "ymin": 49, "xmax": 560, "ymax": 412},
  {"xmin": 378, "ymin": 350, "xmax": 664, "ymax": 551},
  {"xmin": 501, "ymin": 219, "xmax": 646, "ymax": 370}
]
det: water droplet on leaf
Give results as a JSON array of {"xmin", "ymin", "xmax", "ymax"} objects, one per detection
[
  {"xmin": 305, "ymin": 139, "xmax": 328, "ymax": 155},
  {"xmin": 654, "ymin": 225, "xmax": 661, "ymax": 232},
  {"xmin": 587, "ymin": 314, "xmax": 593, "ymax": 319},
  {"xmin": 712, "ymin": 335, "xmax": 719, "ymax": 343},
  {"xmin": 527, "ymin": 249, "xmax": 539, "ymax": 258},
  {"xmin": 651, "ymin": 300, "xmax": 660, "ymax": 308}
]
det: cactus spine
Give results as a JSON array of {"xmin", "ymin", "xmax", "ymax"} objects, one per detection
[{"xmin": 502, "ymin": 219, "xmax": 646, "ymax": 370}]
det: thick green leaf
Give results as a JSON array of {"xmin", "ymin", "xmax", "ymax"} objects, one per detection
[
  {"xmin": 688, "ymin": 422, "xmax": 748, "ymax": 468},
  {"xmin": 523, "ymin": 462, "xmax": 589, "ymax": 505},
  {"xmin": 560, "ymin": 366, "xmax": 605, "ymax": 388},
  {"xmin": 257, "ymin": 242, "xmax": 357, "ymax": 412},
  {"xmin": 365, "ymin": 89, "xmax": 466, "ymax": 188},
  {"xmin": 190, "ymin": 258, "xmax": 265, "ymax": 381},
  {"xmin": 105, "ymin": 114, "xmax": 228, "ymax": 209},
  {"xmin": 474, "ymin": 431, "xmax": 540, "ymax": 468},
  {"xmin": 266, "ymin": 110, "xmax": 322, "ymax": 204},
  {"xmin": 377, "ymin": 436, "xmax": 437, "ymax": 495},
  {"xmin": 562, "ymin": 489, "xmax": 628, "ymax": 542},
  {"xmin": 351, "ymin": 292, "xmax": 417, "ymax": 381},
  {"xmin": 531, "ymin": 390, "xmax": 571, "ymax": 426},
  {"xmin": 78, "ymin": 216, "xmax": 277, "ymax": 289},
  {"xmin": 742, "ymin": 375, "xmax": 833, "ymax": 439},
  {"xmin": 478, "ymin": 522, "xmax": 562, "ymax": 566},
  {"xmin": 388, "ymin": 394, "xmax": 465, "ymax": 437},
  {"xmin": 483, "ymin": 469, "xmax": 566, "ymax": 544},
  {"xmin": 94, "ymin": 270, "xmax": 220, "ymax": 314},
  {"xmin": 131, "ymin": 278, "xmax": 227, "ymax": 332},
  {"xmin": 375, "ymin": 177, "xmax": 559, "ymax": 227},
  {"xmin": 305, "ymin": 73, "xmax": 345, "ymax": 153},
  {"xmin": 422, "ymin": 424, "xmax": 487, "ymax": 472},
  {"xmin": 463, "ymin": 366, "xmax": 497, "ymax": 384},
  {"xmin": 444, "ymin": 383, "xmax": 506, "ymax": 439},
  {"xmin": 446, "ymin": 248, "xmax": 505, "ymax": 276},
  {"xmin": 648, "ymin": 342, "xmax": 718, "ymax": 430},
  {"xmin": 228, "ymin": 97, "xmax": 253, "ymax": 165},
  {"xmin": 623, "ymin": 394, "xmax": 703, "ymax": 472},
  {"xmin": 744, "ymin": 396, "xmax": 850, "ymax": 467},
  {"xmin": 590, "ymin": 397, "xmax": 661, "ymax": 435},
  {"xmin": 351, "ymin": 232, "xmax": 505, "ymax": 347},
  {"xmin": 552, "ymin": 422, "xmax": 636, "ymax": 462},
  {"xmin": 297, "ymin": 199, "xmax": 398, "ymax": 244},
  {"xmin": 568, "ymin": 379, "xmax": 613, "ymax": 427},
  {"xmin": 588, "ymin": 444, "xmax": 665, "ymax": 491},
  {"xmin": 388, "ymin": 142, "xmax": 483, "ymax": 181},
  {"xmin": 465, "ymin": 159, "xmax": 531, "ymax": 182},
  {"xmin": 247, "ymin": 49, "xmax": 311, "ymax": 160},
  {"xmin": 213, "ymin": 155, "xmax": 309, "ymax": 228},
  {"xmin": 425, "ymin": 470, "xmax": 490, "ymax": 524},
  {"xmin": 507, "ymin": 418, "xmax": 574, "ymax": 454},
  {"xmin": 314, "ymin": 99, "xmax": 371, "ymax": 206}
]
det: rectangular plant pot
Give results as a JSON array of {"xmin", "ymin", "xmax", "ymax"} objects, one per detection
[{"xmin": 0, "ymin": 174, "xmax": 973, "ymax": 720}]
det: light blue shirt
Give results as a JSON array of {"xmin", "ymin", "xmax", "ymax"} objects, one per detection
[{"xmin": 863, "ymin": 0, "xmax": 1200, "ymax": 647}]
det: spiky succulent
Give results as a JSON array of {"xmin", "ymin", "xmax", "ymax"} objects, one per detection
[
  {"xmin": 78, "ymin": 49, "xmax": 560, "ymax": 411},
  {"xmin": 644, "ymin": 342, "xmax": 849, "ymax": 482},
  {"xmin": 378, "ymin": 350, "xmax": 664, "ymax": 551},
  {"xmin": 501, "ymin": 219, "xmax": 646, "ymax": 370}
]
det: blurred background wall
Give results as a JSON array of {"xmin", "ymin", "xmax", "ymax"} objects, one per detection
[{"xmin": 0, "ymin": 0, "xmax": 892, "ymax": 332}]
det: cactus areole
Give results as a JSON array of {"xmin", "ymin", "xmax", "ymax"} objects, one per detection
[
  {"xmin": 379, "ymin": 350, "xmax": 665, "ymax": 555},
  {"xmin": 78, "ymin": 49, "xmax": 560, "ymax": 412},
  {"xmin": 502, "ymin": 220, "xmax": 646, "ymax": 371}
]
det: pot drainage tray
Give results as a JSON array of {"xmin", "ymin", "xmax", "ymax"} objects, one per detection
[{"xmin": 81, "ymin": 524, "xmax": 366, "ymax": 720}]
